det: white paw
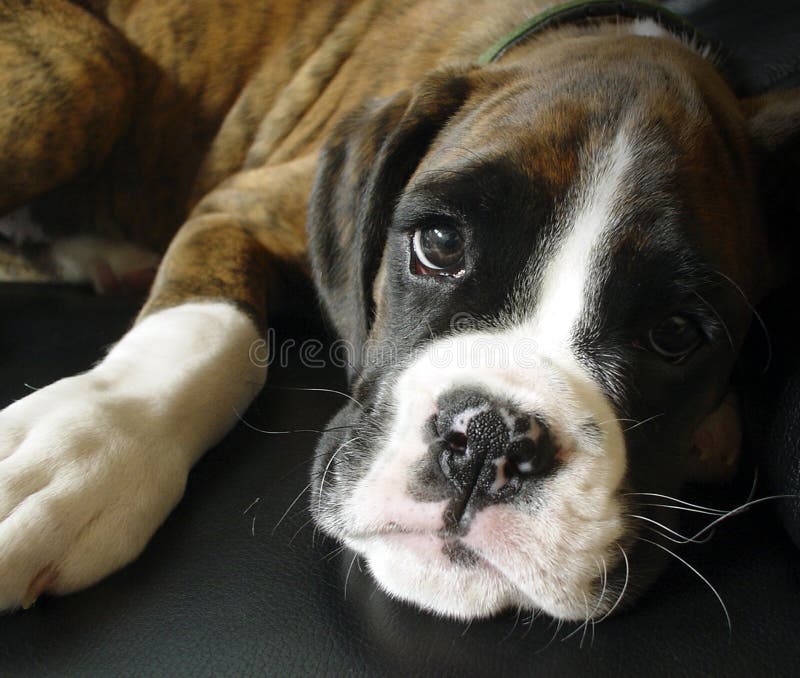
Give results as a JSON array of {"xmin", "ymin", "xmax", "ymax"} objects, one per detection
[
  {"xmin": 0, "ymin": 374, "xmax": 189, "ymax": 609},
  {"xmin": 0, "ymin": 303, "xmax": 265, "ymax": 610}
]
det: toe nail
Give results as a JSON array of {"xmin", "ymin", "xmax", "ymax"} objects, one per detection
[{"xmin": 23, "ymin": 564, "xmax": 58, "ymax": 609}]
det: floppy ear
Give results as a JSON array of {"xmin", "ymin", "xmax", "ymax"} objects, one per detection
[
  {"xmin": 741, "ymin": 87, "xmax": 800, "ymax": 288},
  {"xmin": 307, "ymin": 67, "xmax": 478, "ymax": 376}
]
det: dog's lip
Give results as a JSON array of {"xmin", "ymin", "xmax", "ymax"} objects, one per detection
[
  {"xmin": 347, "ymin": 525, "xmax": 463, "ymax": 541},
  {"xmin": 347, "ymin": 526, "xmax": 439, "ymax": 542}
]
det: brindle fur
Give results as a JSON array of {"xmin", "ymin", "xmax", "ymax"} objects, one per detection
[{"xmin": 0, "ymin": 0, "xmax": 793, "ymax": 330}]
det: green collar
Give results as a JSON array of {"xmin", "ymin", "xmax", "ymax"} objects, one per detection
[{"xmin": 478, "ymin": 0, "xmax": 713, "ymax": 65}]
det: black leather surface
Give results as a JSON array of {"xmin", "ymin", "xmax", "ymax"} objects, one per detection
[
  {"xmin": 740, "ymin": 283, "xmax": 800, "ymax": 551},
  {"xmin": 768, "ymin": 354, "xmax": 800, "ymax": 547},
  {"xmin": 1, "ymin": 284, "xmax": 800, "ymax": 676}
]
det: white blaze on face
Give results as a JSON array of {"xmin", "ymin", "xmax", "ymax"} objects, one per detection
[
  {"xmin": 528, "ymin": 128, "xmax": 632, "ymax": 358},
  {"xmin": 343, "ymin": 129, "xmax": 636, "ymax": 620}
]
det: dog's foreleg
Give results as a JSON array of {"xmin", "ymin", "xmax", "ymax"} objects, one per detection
[{"xmin": 0, "ymin": 156, "xmax": 315, "ymax": 610}]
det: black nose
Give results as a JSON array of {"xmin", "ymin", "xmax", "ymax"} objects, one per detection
[{"xmin": 434, "ymin": 388, "xmax": 556, "ymax": 520}]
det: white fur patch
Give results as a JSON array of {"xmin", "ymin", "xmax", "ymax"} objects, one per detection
[
  {"xmin": 528, "ymin": 128, "xmax": 631, "ymax": 357},
  {"xmin": 50, "ymin": 236, "xmax": 160, "ymax": 292},
  {"xmin": 628, "ymin": 19, "xmax": 670, "ymax": 39},
  {"xmin": 0, "ymin": 302, "xmax": 264, "ymax": 610},
  {"xmin": 623, "ymin": 16, "xmax": 715, "ymax": 60}
]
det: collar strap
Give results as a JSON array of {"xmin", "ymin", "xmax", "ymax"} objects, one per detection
[{"xmin": 478, "ymin": 0, "xmax": 714, "ymax": 65}]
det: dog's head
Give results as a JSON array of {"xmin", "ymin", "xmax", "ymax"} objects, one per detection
[{"xmin": 306, "ymin": 31, "xmax": 800, "ymax": 621}]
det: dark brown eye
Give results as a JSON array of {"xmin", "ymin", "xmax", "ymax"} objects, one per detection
[
  {"xmin": 647, "ymin": 315, "xmax": 703, "ymax": 361},
  {"xmin": 412, "ymin": 226, "xmax": 465, "ymax": 275}
]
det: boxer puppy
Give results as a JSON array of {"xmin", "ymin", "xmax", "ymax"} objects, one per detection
[{"xmin": 0, "ymin": 0, "xmax": 798, "ymax": 620}]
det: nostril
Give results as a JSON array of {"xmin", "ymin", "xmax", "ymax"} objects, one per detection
[
  {"xmin": 506, "ymin": 437, "xmax": 552, "ymax": 477},
  {"xmin": 444, "ymin": 430, "xmax": 468, "ymax": 454}
]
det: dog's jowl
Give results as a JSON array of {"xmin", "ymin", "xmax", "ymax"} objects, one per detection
[{"xmin": 1, "ymin": 0, "xmax": 799, "ymax": 620}]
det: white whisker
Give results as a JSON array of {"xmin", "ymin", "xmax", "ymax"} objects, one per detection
[
  {"xmin": 693, "ymin": 290, "xmax": 734, "ymax": 350},
  {"xmin": 597, "ymin": 416, "xmax": 647, "ymax": 427},
  {"xmin": 639, "ymin": 522, "xmax": 716, "ymax": 545},
  {"xmin": 597, "ymin": 544, "xmax": 629, "ymax": 622},
  {"xmin": 712, "ymin": 269, "xmax": 771, "ymax": 372},
  {"xmin": 635, "ymin": 502, "xmax": 725, "ymax": 516},
  {"xmin": 628, "ymin": 513, "xmax": 713, "ymax": 544},
  {"xmin": 623, "ymin": 492, "xmax": 727, "ymax": 514},
  {"xmin": 589, "ymin": 559, "xmax": 608, "ymax": 646},
  {"xmin": 242, "ymin": 497, "xmax": 260, "ymax": 515},
  {"xmin": 623, "ymin": 412, "xmax": 664, "ymax": 432},
  {"xmin": 344, "ymin": 552, "xmax": 358, "ymax": 599},
  {"xmin": 688, "ymin": 494, "xmax": 800, "ymax": 542},
  {"xmin": 500, "ymin": 605, "xmax": 523, "ymax": 643},
  {"xmin": 580, "ymin": 593, "xmax": 591, "ymax": 648},
  {"xmin": 535, "ymin": 619, "xmax": 563, "ymax": 654},
  {"xmin": 560, "ymin": 602, "xmax": 589, "ymax": 643},
  {"xmin": 272, "ymin": 483, "xmax": 311, "ymax": 534},
  {"xmin": 323, "ymin": 544, "xmax": 347, "ymax": 562},
  {"xmin": 522, "ymin": 609, "xmax": 541, "ymax": 637},
  {"xmin": 639, "ymin": 536, "xmax": 731, "ymax": 635},
  {"xmin": 232, "ymin": 406, "xmax": 355, "ymax": 435},
  {"xmin": 289, "ymin": 516, "xmax": 315, "ymax": 545},
  {"xmin": 317, "ymin": 436, "xmax": 363, "ymax": 511},
  {"xmin": 271, "ymin": 385, "xmax": 365, "ymax": 410}
]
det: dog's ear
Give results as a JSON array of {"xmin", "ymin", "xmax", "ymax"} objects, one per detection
[
  {"xmin": 740, "ymin": 87, "xmax": 800, "ymax": 288},
  {"xmin": 307, "ymin": 67, "xmax": 478, "ymax": 372}
]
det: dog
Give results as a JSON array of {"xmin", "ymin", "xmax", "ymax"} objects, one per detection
[{"xmin": 0, "ymin": 0, "xmax": 798, "ymax": 621}]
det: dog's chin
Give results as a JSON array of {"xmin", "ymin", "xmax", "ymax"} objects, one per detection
[
  {"xmin": 344, "ymin": 531, "xmax": 611, "ymax": 622},
  {"xmin": 346, "ymin": 533, "xmax": 525, "ymax": 620}
]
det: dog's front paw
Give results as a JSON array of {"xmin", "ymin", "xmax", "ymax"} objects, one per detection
[
  {"xmin": 0, "ymin": 373, "xmax": 189, "ymax": 611},
  {"xmin": 0, "ymin": 302, "xmax": 264, "ymax": 611}
]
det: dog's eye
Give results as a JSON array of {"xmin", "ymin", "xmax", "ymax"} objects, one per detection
[
  {"xmin": 412, "ymin": 226, "xmax": 465, "ymax": 276},
  {"xmin": 647, "ymin": 315, "xmax": 703, "ymax": 361}
]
